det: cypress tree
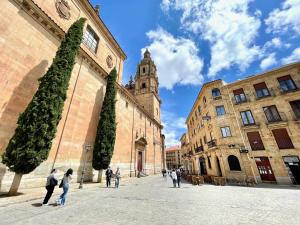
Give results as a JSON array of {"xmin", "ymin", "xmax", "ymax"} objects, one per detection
[
  {"xmin": 92, "ymin": 68, "xmax": 117, "ymax": 181},
  {"xmin": 2, "ymin": 18, "xmax": 86, "ymax": 195}
]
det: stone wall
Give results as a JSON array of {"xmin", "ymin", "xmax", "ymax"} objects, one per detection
[{"xmin": 0, "ymin": 0, "xmax": 162, "ymax": 192}]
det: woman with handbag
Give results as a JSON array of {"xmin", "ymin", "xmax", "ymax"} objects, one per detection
[
  {"xmin": 42, "ymin": 169, "xmax": 58, "ymax": 206},
  {"xmin": 57, "ymin": 168, "xmax": 73, "ymax": 206}
]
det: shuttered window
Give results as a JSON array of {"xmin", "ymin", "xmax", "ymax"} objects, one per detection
[
  {"xmin": 254, "ymin": 82, "xmax": 270, "ymax": 98},
  {"xmin": 272, "ymin": 128, "xmax": 294, "ymax": 149},
  {"xmin": 247, "ymin": 132, "xmax": 265, "ymax": 150}
]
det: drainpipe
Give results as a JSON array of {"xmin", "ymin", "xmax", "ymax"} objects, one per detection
[
  {"xmin": 225, "ymin": 86, "xmax": 258, "ymax": 184},
  {"xmin": 52, "ymin": 56, "xmax": 84, "ymax": 170}
]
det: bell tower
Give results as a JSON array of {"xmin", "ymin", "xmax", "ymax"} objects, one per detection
[{"xmin": 134, "ymin": 49, "xmax": 161, "ymax": 122}]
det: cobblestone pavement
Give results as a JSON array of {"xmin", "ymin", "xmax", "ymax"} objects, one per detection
[{"xmin": 1, "ymin": 175, "xmax": 300, "ymax": 225}]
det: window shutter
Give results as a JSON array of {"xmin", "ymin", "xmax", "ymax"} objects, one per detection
[
  {"xmin": 247, "ymin": 132, "xmax": 265, "ymax": 150},
  {"xmin": 253, "ymin": 82, "xmax": 267, "ymax": 90},
  {"xmin": 233, "ymin": 88, "xmax": 244, "ymax": 95},
  {"xmin": 277, "ymin": 75, "xmax": 291, "ymax": 82},
  {"xmin": 272, "ymin": 128, "xmax": 294, "ymax": 149}
]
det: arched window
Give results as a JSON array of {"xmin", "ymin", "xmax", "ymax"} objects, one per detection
[
  {"xmin": 212, "ymin": 88, "xmax": 221, "ymax": 97},
  {"xmin": 228, "ymin": 155, "xmax": 241, "ymax": 171},
  {"xmin": 203, "ymin": 96, "xmax": 207, "ymax": 104}
]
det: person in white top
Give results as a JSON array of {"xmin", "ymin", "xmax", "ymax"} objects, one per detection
[
  {"xmin": 171, "ymin": 169, "xmax": 177, "ymax": 188},
  {"xmin": 58, "ymin": 168, "xmax": 73, "ymax": 206}
]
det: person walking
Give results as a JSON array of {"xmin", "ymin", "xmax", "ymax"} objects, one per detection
[
  {"xmin": 105, "ymin": 166, "xmax": 113, "ymax": 188},
  {"xmin": 171, "ymin": 169, "xmax": 177, "ymax": 188},
  {"xmin": 42, "ymin": 169, "xmax": 58, "ymax": 205},
  {"xmin": 57, "ymin": 168, "xmax": 73, "ymax": 206},
  {"xmin": 176, "ymin": 168, "xmax": 182, "ymax": 188},
  {"xmin": 114, "ymin": 167, "xmax": 121, "ymax": 188}
]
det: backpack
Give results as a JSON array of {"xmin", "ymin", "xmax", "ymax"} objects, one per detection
[{"xmin": 50, "ymin": 177, "xmax": 58, "ymax": 186}]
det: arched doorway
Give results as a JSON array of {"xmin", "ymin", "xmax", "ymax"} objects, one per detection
[
  {"xmin": 135, "ymin": 137, "xmax": 147, "ymax": 173},
  {"xmin": 199, "ymin": 157, "xmax": 207, "ymax": 175},
  {"xmin": 216, "ymin": 157, "xmax": 222, "ymax": 177}
]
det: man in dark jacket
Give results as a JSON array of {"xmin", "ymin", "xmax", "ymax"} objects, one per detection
[
  {"xmin": 105, "ymin": 167, "xmax": 113, "ymax": 187},
  {"xmin": 42, "ymin": 169, "xmax": 58, "ymax": 205}
]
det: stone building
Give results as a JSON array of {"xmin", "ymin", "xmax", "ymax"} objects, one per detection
[
  {"xmin": 0, "ymin": 0, "xmax": 163, "ymax": 191},
  {"xmin": 186, "ymin": 62, "xmax": 300, "ymax": 185},
  {"xmin": 165, "ymin": 145, "xmax": 181, "ymax": 170},
  {"xmin": 180, "ymin": 133, "xmax": 193, "ymax": 173}
]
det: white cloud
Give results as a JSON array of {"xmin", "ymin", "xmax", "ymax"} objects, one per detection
[
  {"xmin": 162, "ymin": 0, "xmax": 261, "ymax": 77},
  {"xmin": 265, "ymin": 0, "xmax": 300, "ymax": 35},
  {"xmin": 142, "ymin": 28, "xmax": 204, "ymax": 90},
  {"xmin": 161, "ymin": 110, "xmax": 186, "ymax": 147},
  {"xmin": 282, "ymin": 48, "xmax": 300, "ymax": 64},
  {"xmin": 260, "ymin": 53, "xmax": 277, "ymax": 70}
]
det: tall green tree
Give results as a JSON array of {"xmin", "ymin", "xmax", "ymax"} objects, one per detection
[
  {"xmin": 92, "ymin": 68, "xmax": 117, "ymax": 182},
  {"xmin": 2, "ymin": 18, "xmax": 86, "ymax": 195}
]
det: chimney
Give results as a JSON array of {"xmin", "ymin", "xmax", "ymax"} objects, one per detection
[{"xmin": 95, "ymin": 5, "xmax": 100, "ymax": 15}]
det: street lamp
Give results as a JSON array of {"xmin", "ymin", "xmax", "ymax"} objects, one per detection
[{"xmin": 79, "ymin": 143, "xmax": 92, "ymax": 189}]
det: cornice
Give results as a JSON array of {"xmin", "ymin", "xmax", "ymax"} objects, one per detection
[
  {"xmin": 12, "ymin": 0, "xmax": 162, "ymax": 129},
  {"xmin": 79, "ymin": 0, "xmax": 126, "ymax": 60},
  {"xmin": 226, "ymin": 61, "xmax": 300, "ymax": 88},
  {"xmin": 16, "ymin": 0, "xmax": 126, "ymax": 60}
]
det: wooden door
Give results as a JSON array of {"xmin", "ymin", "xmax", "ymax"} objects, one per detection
[
  {"xmin": 137, "ymin": 151, "xmax": 143, "ymax": 172},
  {"xmin": 255, "ymin": 157, "xmax": 276, "ymax": 182}
]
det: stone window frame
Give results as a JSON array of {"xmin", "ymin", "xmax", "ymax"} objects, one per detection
[
  {"xmin": 82, "ymin": 25, "xmax": 99, "ymax": 53},
  {"xmin": 220, "ymin": 126, "xmax": 232, "ymax": 138}
]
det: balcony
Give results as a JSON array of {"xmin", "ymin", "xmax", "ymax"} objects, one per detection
[
  {"xmin": 255, "ymin": 88, "xmax": 276, "ymax": 100},
  {"xmin": 233, "ymin": 94, "xmax": 251, "ymax": 105},
  {"xmin": 212, "ymin": 95, "xmax": 222, "ymax": 101},
  {"xmin": 195, "ymin": 146, "xmax": 204, "ymax": 153},
  {"xmin": 207, "ymin": 139, "xmax": 217, "ymax": 148},
  {"xmin": 242, "ymin": 122, "xmax": 260, "ymax": 130},
  {"xmin": 277, "ymin": 82, "xmax": 299, "ymax": 94},
  {"xmin": 265, "ymin": 112, "xmax": 288, "ymax": 124}
]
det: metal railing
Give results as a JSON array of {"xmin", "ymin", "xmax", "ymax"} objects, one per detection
[
  {"xmin": 255, "ymin": 88, "xmax": 276, "ymax": 100},
  {"xmin": 194, "ymin": 146, "xmax": 204, "ymax": 153},
  {"xmin": 233, "ymin": 94, "xmax": 251, "ymax": 105},
  {"xmin": 207, "ymin": 139, "xmax": 217, "ymax": 148},
  {"xmin": 277, "ymin": 81, "xmax": 299, "ymax": 94},
  {"xmin": 241, "ymin": 121, "xmax": 260, "ymax": 128},
  {"xmin": 265, "ymin": 112, "xmax": 288, "ymax": 124}
]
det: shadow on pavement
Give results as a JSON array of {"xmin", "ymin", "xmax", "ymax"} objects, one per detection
[
  {"xmin": 31, "ymin": 203, "xmax": 42, "ymax": 207},
  {"xmin": 0, "ymin": 192, "xmax": 24, "ymax": 198}
]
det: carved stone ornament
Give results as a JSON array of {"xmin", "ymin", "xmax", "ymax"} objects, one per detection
[
  {"xmin": 106, "ymin": 55, "xmax": 113, "ymax": 68},
  {"xmin": 55, "ymin": 0, "xmax": 71, "ymax": 20}
]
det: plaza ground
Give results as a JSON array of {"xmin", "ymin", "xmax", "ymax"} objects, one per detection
[{"xmin": 0, "ymin": 175, "xmax": 300, "ymax": 225}]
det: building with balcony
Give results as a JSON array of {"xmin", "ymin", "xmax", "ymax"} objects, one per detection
[
  {"xmin": 166, "ymin": 145, "xmax": 181, "ymax": 170},
  {"xmin": 180, "ymin": 133, "xmax": 193, "ymax": 173},
  {"xmin": 186, "ymin": 61, "xmax": 300, "ymax": 185}
]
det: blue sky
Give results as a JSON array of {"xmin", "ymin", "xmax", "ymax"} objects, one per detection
[{"xmin": 91, "ymin": 0, "xmax": 300, "ymax": 147}]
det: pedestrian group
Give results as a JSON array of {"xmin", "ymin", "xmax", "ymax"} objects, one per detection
[{"xmin": 42, "ymin": 166, "xmax": 121, "ymax": 207}]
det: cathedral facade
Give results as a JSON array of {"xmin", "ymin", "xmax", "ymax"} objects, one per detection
[{"xmin": 0, "ymin": 0, "xmax": 164, "ymax": 191}]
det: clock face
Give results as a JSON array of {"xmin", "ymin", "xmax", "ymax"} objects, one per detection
[{"xmin": 106, "ymin": 55, "xmax": 113, "ymax": 68}]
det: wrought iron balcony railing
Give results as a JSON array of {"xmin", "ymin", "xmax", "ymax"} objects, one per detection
[{"xmin": 207, "ymin": 139, "xmax": 217, "ymax": 148}]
